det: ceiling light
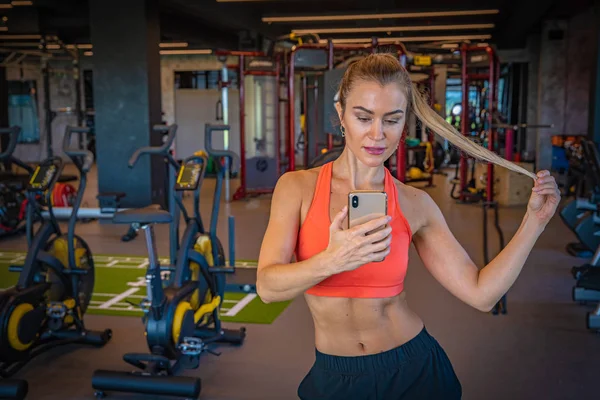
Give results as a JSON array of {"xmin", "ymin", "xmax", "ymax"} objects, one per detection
[
  {"xmin": 477, "ymin": 42, "xmax": 489, "ymax": 47},
  {"xmin": 0, "ymin": 27, "xmax": 7, "ymax": 31},
  {"xmin": 263, "ymin": 9, "xmax": 500, "ymax": 23},
  {"xmin": 0, "ymin": 34, "xmax": 40, "ymax": 39},
  {"xmin": 318, "ymin": 34, "xmax": 492, "ymax": 44},
  {"xmin": 46, "ymin": 44, "xmax": 60, "ymax": 50},
  {"xmin": 66, "ymin": 44, "xmax": 93, "ymax": 49},
  {"xmin": 1, "ymin": 42, "xmax": 39, "ymax": 47},
  {"xmin": 292, "ymin": 23, "xmax": 494, "ymax": 35},
  {"xmin": 441, "ymin": 43, "xmax": 459, "ymax": 49},
  {"xmin": 12, "ymin": 0, "xmax": 33, "ymax": 5},
  {"xmin": 84, "ymin": 51, "xmax": 93, "ymax": 56},
  {"xmin": 159, "ymin": 49, "xmax": 212, "ymax": 55},
  {"xmin": 159, "ymin": 42, "xmax": 189, "ymax": 48},
  {"xmin": 0, "ymin": 4, "xmax": 12, "ymax": 9}
]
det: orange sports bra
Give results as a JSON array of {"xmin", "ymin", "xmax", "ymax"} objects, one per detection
[{"xmin": 296, "ymin": 162, "xmax": 412, "ymax": 298}]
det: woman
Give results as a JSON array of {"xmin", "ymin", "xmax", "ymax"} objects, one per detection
[{"xmin": 256, "ymin": 53, "xmax": 560, "ymax": 400}]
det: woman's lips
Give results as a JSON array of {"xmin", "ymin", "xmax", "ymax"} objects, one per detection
[{"xmin": 363, "ymin": 147, "xmax": 386, "ymax": 155}]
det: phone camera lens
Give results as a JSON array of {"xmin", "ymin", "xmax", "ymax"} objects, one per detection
[{"xmin": 352, "ymin": 196, "xmax": 359, "ymax": 208}]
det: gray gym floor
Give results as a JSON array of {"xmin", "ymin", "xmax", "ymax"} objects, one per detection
[{"xmin": 1, "ymin": 165, "xmax": 599, "ymax": 400}]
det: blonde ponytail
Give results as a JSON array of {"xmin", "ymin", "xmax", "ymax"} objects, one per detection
[
  {"xmin": 338, "ymin": 53, "xmax": 538, "ymax": 181},
  {"xmin": 410, "ymin": 85, "xmax": 537, "ymax": 180}
]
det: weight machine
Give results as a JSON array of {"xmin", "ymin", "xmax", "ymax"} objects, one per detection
[
  {"xmin": 0, "ymin": 34, "xmax": 90, "ymax": 161},
  {"xmin": 211, "ymin": 51, "xmax": 284, "ymax": 201},
  {"xmin": 393, "ymin": 65, "xmax": 437, "ymax": 186},
  {"xmin": 453, "ymin": 44, "xmax": 508, "ymax": 314},
  {"xmin": 287, "ymin": 38, "xmax": 407, "ymax": 172}
]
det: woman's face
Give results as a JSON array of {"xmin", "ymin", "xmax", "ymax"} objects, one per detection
[{"xmin": 336, "ymin": 80, "xmax": 407, "ymax": 167}]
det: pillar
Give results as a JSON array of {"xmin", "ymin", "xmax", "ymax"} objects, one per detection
[
  {"xmin": 589, "ymin": 3, "xmax": 600, "ymax": 146},
  {"xmin": 0, "ymin": 65, "xmax": 8, "ymax": 168},
  {"xmin": 89, "ymin": 0, "xmax": 165, "ymax": 207},
  {"xmin": 536, "ymin": 20, "xmax": 568, "ymax": 171}
]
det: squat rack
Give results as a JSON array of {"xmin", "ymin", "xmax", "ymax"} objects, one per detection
[
  {"xmin": 214, "ymin": 50, "xmax": 283, "ymax": 201},
  {"xmin": 0, "ymin": 34, "xmax": 86, "ymax": 158},
  {"xmin": 287, "ymin": 38, "xmax": 407, "ymax": 172}
]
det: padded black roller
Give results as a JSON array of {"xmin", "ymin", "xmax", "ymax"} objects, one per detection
[
  {"xmin": 92, "ymin": 370, "xmax": 201, "ymax": 398},
  {"xmin": 0, "ymin": 379, "xmax": 28, "ymax": 400}
]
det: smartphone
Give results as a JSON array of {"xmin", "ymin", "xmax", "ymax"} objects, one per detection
[{"xmin": 347, "ymin": 191, "xmax": 388, "ymax": 232}]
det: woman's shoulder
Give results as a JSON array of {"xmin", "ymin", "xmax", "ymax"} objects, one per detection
[
  {"xmin": 274, "ymin": 166, "xmax": 323, "ymax": 193},
  {"xmin": 389, "ymin": 175, "xmax": 436, "ymax": 233},
  {"xmin": 389, "ymin": 175, "xmax": 430, "ymax": 204}
]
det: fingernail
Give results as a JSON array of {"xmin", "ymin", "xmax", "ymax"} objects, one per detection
[{"xmin": 387, "ymin": 216, "xmax": 392, "ymax": 221}]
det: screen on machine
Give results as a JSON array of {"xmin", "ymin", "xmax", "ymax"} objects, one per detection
[
  {"xmin": 175, "ymin": 162, "xmax": 203, "ymax": 191},
  {"xmin": 29, "ymin": 164, "xmax": 59, "ymax": 191}
]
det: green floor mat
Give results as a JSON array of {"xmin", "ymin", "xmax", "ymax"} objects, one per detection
[{"xmin": 0, "ymin": 251, "xmax": 290, "ymax": 324}]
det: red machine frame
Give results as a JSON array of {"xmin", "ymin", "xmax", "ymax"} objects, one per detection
[
  {"xmin": 215, "ymin": 50, "xmax": 283, "ymax": 200},
  {"xmin": 287, "ymin": 38, "xmax": 406, "ymax": 172},
  {"xmin": 458, "ymin": 44, "xmax": 499, "ymax": 203}
]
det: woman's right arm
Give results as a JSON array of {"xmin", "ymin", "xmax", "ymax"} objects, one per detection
[
  {"xmin": 256, "ymin": 172, "xmax": 337, "ymax": 303},
  {"xmin": 256, "ymin": 172, "xmax": 392, "ymax": 304}
]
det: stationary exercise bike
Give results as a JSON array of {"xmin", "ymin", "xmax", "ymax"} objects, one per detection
[
  {"xmin": 92, "ymin": 124, "xmax": 246, "ymax": 399},
  {"xmin": 0, "ymin": 127, "xmax": 112, "ymax": 399}
]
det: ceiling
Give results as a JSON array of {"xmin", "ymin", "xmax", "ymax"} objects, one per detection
[{"xmin": 0, "ymin": 0, "xmax": 595, "ymax": 55}]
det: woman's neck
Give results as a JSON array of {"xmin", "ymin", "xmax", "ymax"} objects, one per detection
[{"xmin": 332, "ymin": 147, "xmax": 386, "ymax": 190}]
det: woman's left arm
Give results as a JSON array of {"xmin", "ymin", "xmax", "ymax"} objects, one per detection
[{"xmin": 412, "ymin": 170, "xmax": 560, "ymax": 312}]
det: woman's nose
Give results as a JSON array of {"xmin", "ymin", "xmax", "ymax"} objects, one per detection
[{"xmin": 369, "ymin": 120, "xmax": 385, "ymax": 140}]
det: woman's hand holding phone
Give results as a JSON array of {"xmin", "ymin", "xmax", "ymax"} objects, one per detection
[{"xmin": 324, "ymin": 206, "xmax": 392, "ymax": 274}]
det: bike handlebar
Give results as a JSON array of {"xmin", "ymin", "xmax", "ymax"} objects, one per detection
[
  {"xmin": 128, "ymin": 124, "xmax": 178, "ymax": 168},
  {"xmin": 63, "ymin": 126, "xmax": 95, "ymax": 173},
  {"xmin": 0, "ymin": 126, "xmax": 21, "ymax": 160},
  {"xmin": 204, "ymin": 124, "xmax": 240, "ymax": 171}
]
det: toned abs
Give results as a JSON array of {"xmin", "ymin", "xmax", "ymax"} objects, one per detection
[{"xmin": 297, "ymin": 167, "xmax": 426, "ymax": 356}]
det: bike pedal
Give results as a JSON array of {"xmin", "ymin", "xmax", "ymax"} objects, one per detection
[
  {"xmin": 139, "ymin": 298, "xmax": 151, "ymax": 313},
  {"xmin": 178, "ymin": 337, "xmax": 205, "ymax": 356},
  {"xmin": 207, "ymin": 347, "xmax": 222, "ymax": 357},
  {"xmin": 47, "ymin": 302, "xmax": 67, "ymax": 319}
]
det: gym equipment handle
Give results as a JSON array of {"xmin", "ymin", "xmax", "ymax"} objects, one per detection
[
  {"xmin": 204, "ymin": 124, "xmax": 240, "ymax": 171},
  {"xmin": 63, "ymin": 126, "xmax": 95, "ymax": 173},
  {"xmin": 0, "ymin": 126, "xmax": 21, "ymax": 160},
  {"xmin": 128, "ymin": 124, "xmax": 178, "ymax": 168},
  {"xmin": 492, "ymin": 123, "xmax": 554, "ymax": 130},
  {"xmin": 0, "ymin": 378, "xmax": 28, "ymax": 400}
]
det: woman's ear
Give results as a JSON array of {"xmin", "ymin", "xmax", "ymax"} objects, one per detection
[{"xmin": 335, "ymin": 101, "xmax": 343, "ymax": 126}]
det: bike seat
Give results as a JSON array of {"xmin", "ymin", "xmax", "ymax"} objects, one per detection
[{"xmin": 113, "ymin": 206, "xmax": 172, "ymax": 225}]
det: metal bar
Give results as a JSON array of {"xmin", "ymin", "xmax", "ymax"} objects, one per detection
[
  {"xmin": 42, "ymin": 38, "xmax": 53, "ymax": 158},
  {"xmin": 239, "ymin": 55, "xmax": 246, "ymax": 199},
  {"xmin": 245, "ymin": 71, "xmax": 277, "ymax": 76},
  {"xmin": 314, "ymin": 77, "xmax": 319, "ymax": 162},
  {"xmin": 275, "ymin": 54, "xmax": 281, "ymax": 178},
  {"xmin": 302, "ymin": 73, "xmax": 309, "ymax": 168},
  {"xmin": 486, "ymin": 46, "xmax": 495, "ymax": 202},
  {"xmin": 288, "ymin": 50, "xmax": 296, "ymax": 171},
  {"xmin": 371, "ymin": 37, "xmax": 378, "ymax": 53},
  {"xmin": 398, "ymin": 128, "xmax": 407, "ymax": 182},
  {"xmin": 40, "ymin": 207, "xmax": 130, "ymax": 220},
  {"xmin": 221, "ymin": 59, "xmax": 230, "ymax": 201},
  {"xmin": 428, "ymin": 68, "xmax": 435, "ymax": 186},
  {"xmin": 215, "ymin": 50, "xmax": 265, "ymax": 57},
  {"xmin": 74, "ymin": 51, "xmax": 84, "ymax": 152},
  {"xmin": 459, "ymin": 43, "xmax": 469, "ymax": 200}
]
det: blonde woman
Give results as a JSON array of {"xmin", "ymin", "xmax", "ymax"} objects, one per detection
[{"xmin": 257, "ymin": 53, "xmax": 560, "ymax": 400}]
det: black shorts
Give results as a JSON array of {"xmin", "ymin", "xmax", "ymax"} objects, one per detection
[{"xmin": 298, "ymin": 327, "xmax": 462, "ymax": 400}]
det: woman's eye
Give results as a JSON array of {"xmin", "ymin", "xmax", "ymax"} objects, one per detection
[
  {"xmin": 357, "ymin": 117, "xmax": 370, "ymax": 122},
  {"xmin": 385, "ymin": 120, "xmax": 399, "ymax": 124}
]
